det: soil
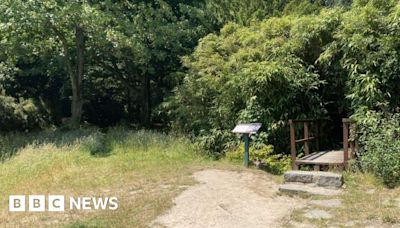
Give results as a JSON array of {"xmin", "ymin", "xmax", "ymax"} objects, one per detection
[{"xmin": 152, "ymin": 169, "xmax": 305, "ymax": 228}]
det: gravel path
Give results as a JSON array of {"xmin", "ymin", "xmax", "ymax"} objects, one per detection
[{"xmin": 152, "ymin": 169, "xmax": 304, "ymax": 228}]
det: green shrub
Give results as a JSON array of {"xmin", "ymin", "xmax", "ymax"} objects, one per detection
[
  {"xmin": 0, "ymin": 92, "xmax": 47, "ymax": 132},
  {"xmin": 357, "ymin": 111, "xmax": 400, "ymax": 188},
  {"xmin": 226, "ymin": 144, "xmax": 291, "ymax": 175},
  {"xmin": 321, "ymin": 2, "xmax": 400, "ymax": 112},
  {"xmin": 195, "ymin": 129, "xmax": 236, "ymax": 158},
  {"xmin": 81, "ymin": 131, "xmax": 111, "ymax": 157},
  {"xmin": 166, "ymin": 10, "xmax": 342, "ymax": 153}
]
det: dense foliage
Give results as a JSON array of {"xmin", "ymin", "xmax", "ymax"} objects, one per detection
[
  {"xmin": 357, "ymin": 112, "xmax": 400, "ymax": 188},
  {"xmin": 167, "ymin": 10, "xmax": 342, "ymax": 152},
  {"xmin": 0, "ymin": 0, "xmax": 351, "ymax": 130},
  {"xmin": 0, "ymin": 92, "xmax": 46, "ymax": 131},
  {"xmin": 0, "ymin": 0, "xmax": 214, "ymax": 128},
  {"xmin": 0, "ymin": 0, "xmax": 400, "ymax": 185},
  {"xmin": 321, "ymin": 0, "xmax": 400, "ymax": 112}
]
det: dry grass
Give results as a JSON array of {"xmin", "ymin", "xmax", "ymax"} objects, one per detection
[
  {"xmin": 288, "ymin": 172, "xmax": 400, "ymax": 227},
  {"xmin": 2, "ymin": 128, "xmax": 399, "ymax": 227},
  {"xmin": 0, "ymin": 128, "xmax": 232, "ymax": 227}
]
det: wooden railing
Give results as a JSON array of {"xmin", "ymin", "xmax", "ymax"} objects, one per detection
[
  {"xmin": 289, "ymin": 119, "xmax": 321, "ymax": 169},
  {"xmin": 289, "ymin": 118, "xmax": 358, "ymax": 170}
]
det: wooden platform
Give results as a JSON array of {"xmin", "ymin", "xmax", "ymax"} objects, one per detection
[
  {"xmin": 289, "ymin": 118, "xmax": 357, "ymax": 171},
  {"xmin": 295, "ymin": 150, "xmax": 345, "ymax": 166}
]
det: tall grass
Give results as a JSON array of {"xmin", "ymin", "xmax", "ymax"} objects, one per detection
[
  {"xmin": 0, "ymin": 127, "xmax": 101, "ymax": 161},
  {"xmin": 0, "ymin": 126, "xmax": 211, "ymax": 227}
]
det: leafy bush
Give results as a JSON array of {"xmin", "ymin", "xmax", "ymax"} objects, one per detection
[
  {"xmin": 0, "ymin": 93, "xmax": 47, "ymax": 131},
  {"xmin": 166, "ymin": 11, "xmax": 344, "ymax": 152},
  {"xmin": 357, "ymin": 111, "xmax": 400, "ymax": 188},
  {"xmin": 81, "ymin": 131, "xmax": 111, "ymax": 157},
  {"xmin": 226, "ymin": 144, "xmax": 291, "ymax": 174},
  {"xmin": 321, "ymin": 1, "xmax": 400, "ymax": 112},
  {"xmin": 195, "ymin": 129, "xmax": 236, "ymax": 158}
]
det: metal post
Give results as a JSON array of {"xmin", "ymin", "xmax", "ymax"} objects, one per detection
[{"xmin": 243, "ymin": 134, "xmax": 249, "ymax": 167}]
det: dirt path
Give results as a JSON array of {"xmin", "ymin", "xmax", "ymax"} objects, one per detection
[{"xmin": 152, "ymin": 169, "xmax": 304, "ymax": 228}]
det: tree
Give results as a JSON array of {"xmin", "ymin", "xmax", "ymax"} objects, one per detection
[
  {"xmin": 1, "ymin": 0, "xmax": 107, "ymax": 128},
  {"xmin": 87, "ymin": 0, "xmax": 210, "ymax": 126}
]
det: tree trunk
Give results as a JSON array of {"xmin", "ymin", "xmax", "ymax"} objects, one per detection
[
  {"xmin": 142, "ymin": 75, "xmax": 151, "ymax": 127},
  {"xmin": 71, "ymin": 26, "xmax": 85, "ymax": 128}
]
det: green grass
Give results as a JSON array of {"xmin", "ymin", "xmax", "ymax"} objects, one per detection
[
  {"xmin": 0, "ymin": 127, "xmax": 220, "ymax": 227},
  {"xmin": 2, "ymin": 127, "xmax": 399, "ymax": 227}
]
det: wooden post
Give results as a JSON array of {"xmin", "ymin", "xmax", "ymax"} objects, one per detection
[
  {"xmin": 304, "ymin": 122, "xmax": 309, "ymax": 155},
  {"xmin": 343, "ymin": 119, "xmax": 349, "ymax": 165},
  {"xmin": 289, "ymin": 120, "xmax": 298, "ymax": 170}
]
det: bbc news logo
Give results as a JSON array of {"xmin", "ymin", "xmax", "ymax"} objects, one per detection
[{"xmin": 9, "ymin": 195, "xmax": 118, "ymax": 212}]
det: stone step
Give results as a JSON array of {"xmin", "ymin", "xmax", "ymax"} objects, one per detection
[
  {"xmin": 283, "ymin": 171, "xmax": 343, "ymax": 188},
  {"xmin": 279, "ymin": 183, "xmax": 342, "ymax": 196}
]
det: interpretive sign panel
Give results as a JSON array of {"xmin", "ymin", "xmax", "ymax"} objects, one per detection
[{"xmin": 232, "ymin": 123, "xmax": 262, "ymax": 135}]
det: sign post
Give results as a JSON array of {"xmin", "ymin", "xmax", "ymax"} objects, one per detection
[
  {"xmin": 243, "ymin": 134, "xmax": 250, "ymax": 167},
  {"xmin": 232, "ymin": 123, "xmax": 262, "ymax": 167}
]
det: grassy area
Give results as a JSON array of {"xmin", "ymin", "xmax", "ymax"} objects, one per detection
[
  {"xmin": 1, "ymin": 127, "xmax": 399, "ymax": 227},
  {"xmin": 0, "ymin": 127, "xmax": 226, "ymax": 227}
]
